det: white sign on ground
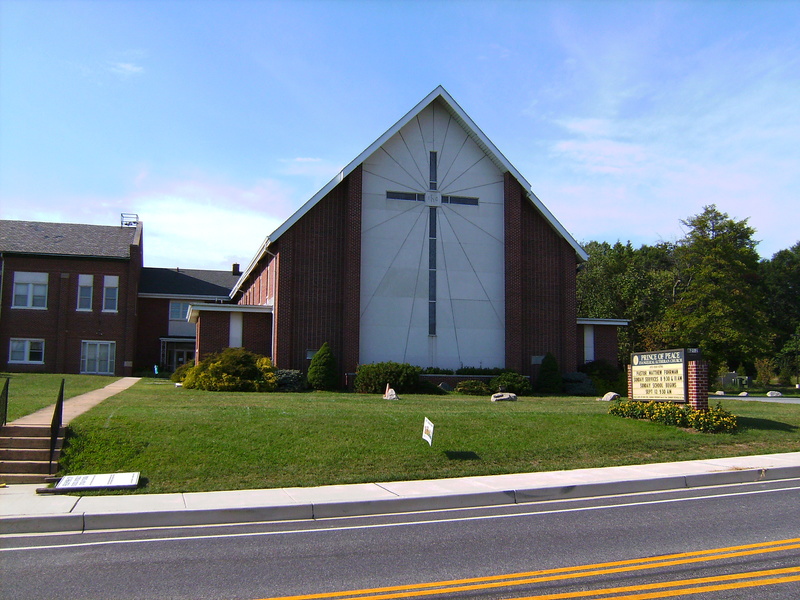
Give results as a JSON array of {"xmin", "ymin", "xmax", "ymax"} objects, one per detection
[
  {"xmin": 422, "ymin": 418, "xmax": 434, "ymax": 446},
  {"xmin": 55, "ymin": 472, "xmax": 140, "ymax": 491}
]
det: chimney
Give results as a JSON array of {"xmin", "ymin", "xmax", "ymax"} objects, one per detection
[{"xmin": 232, "ymin": 263, "xmax": 242, "ymax": 276}]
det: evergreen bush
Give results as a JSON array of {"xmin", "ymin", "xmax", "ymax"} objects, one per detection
[
  {"xmin": 534, "ymin": 352, "xmax": 562, "ymax": 394},
  {"xmin": 454, "ymin": 379, "xmax": 492, "ymax": 396},
  {"xmin": 182, "ymin": 348, "xmax": 277, "ymax": 392},
  {"xmin": 561, "ymin": 372, "xmax": 596, "ymax": 396},
  {"xmin": 307, "ymin": 342, "xmax": 339, "ymax": 390},
  {"xmin": 275, "ymin": 369, "xmax": 307, "ymax": 392},
  {"xmin": 354, "ymin": 362, "xmax": 421, "ymax": 394},
  {"xmin": 489, "ymin": 372, "xmax": 532, "ymax": 396}
]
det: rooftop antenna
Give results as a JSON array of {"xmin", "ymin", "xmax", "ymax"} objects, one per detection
[{"xmin": 121, "ymin": 213, "xmax": 139, "ymax": 227}]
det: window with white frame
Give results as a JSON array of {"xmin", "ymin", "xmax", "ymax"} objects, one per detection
[
  {"xmin": 102, "ymin": 275, "xmax": 119, "ymax": 312},
  {"xmin": 77, "ymin": 274, "xmax": 93, "ymax": 311},
  {"xmin": 9, "ymin": 339, "xmax": 45, "ymax": 364},
  {"xmin": 12, "ymin": 272, "xmax": 48, "ymax": 309},
  {"xmin": 80, "ymin": 341, "xmax": 116, "ymax": 374},
  {"xmin": 169, "ymin": 301, "xmax": 192, "ymax": 321}
]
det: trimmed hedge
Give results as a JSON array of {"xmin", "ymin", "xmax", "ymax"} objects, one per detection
[
  {"xmin": 354, "ymin": 362, "xmax": 421, "ymax": 394},
  {"xmin": 489, "ymin": 372, "xmax": 532, "ymax": 396},
  {"xmin": 455, "ymin": 379, "xmax": 492, "ymax": 396}
]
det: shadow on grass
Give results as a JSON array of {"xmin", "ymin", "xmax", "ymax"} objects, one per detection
[
  {"xmin": 737, "ymin": 416, "xmax": 798, "ymax": 433},
  {"xmin": 445, "ymin": 450, "xmax": 481, "ymax": 461}
]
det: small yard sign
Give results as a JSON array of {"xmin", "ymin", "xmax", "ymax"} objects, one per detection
[
  {"xmin": 55, "ymin": 472, "xmax": 140, "ymax": 491},
  {"xmin": 422, "ymin": 417, "xmax": 434, "ymax": 446}
]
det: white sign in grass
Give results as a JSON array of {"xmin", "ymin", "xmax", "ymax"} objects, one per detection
[
  {"xmin": 422, "ymin": 417, "xmax": 434, "ymax": 446},
  {"xmin": 55, "ymin": 472, "xmax": 140, "ymax": 491}
]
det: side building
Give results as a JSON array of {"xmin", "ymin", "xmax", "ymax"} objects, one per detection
[
  {"xmin": 0, "ymin": 219, "xmax": 142, "ymax": 376},
  {"xmin": 136, "ymin": 266, "xmax": 241, "ymax": 372}
]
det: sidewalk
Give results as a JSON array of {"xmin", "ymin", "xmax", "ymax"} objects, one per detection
[
  {"xmin": 7, "ymin": 377, "xmax": 141, "ymax": 426},
  {"xmin": 3, "ymin": 451, "xmax": 800, "ymax": 535}
]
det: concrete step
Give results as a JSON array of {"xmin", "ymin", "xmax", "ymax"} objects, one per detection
[
  {"xmin": 0, "ymin": 460, "xmax": 55, "ymax": 474},
  {"xmin": 0, "ymin": 472, "xmax": 53, "ymax": 484},
  {"xmin": 0, "ymin": 425, "xmax": 64, "ymax": 438},
  {"xmin": 0, "ymin": 447, "xmax": 59, "ymax": 461},
  {"xmin": 0, "ymin": 437, "xmax": 62, "ymax": 450}
]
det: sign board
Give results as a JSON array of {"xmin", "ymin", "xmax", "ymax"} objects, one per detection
[
  {"xmin": 422, "ymin": 417, "xmax": 434, "ymax": 446},
  {"xmin": 630, "ymin": 349, "xmax": 701, "ymax": 402},
  {"xmin": 55, "ymin": 472, "xmax": 140, "ymax": 491}
]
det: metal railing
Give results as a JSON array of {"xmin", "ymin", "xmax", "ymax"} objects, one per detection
[
  {"xmin": 49, "ymin": 379, "xmax": 65, "ymax": 474},
  {"xmin": 0, "ymin": 377, "xmax": 8, "ymax": 427}
]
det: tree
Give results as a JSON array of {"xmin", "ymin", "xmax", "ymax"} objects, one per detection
[
  {"xmin": 307, "ymin": 342, "xmax": 339, "ymax": 390},
  {"xmin": 577, "ymin": 240, "xmax": 677, "ymax": 363},
  {"xmin": 643, "ymin": 205, "xmax": 772, "ymax": 373},
  {"xmin": 761, "ymin": 242, "xmax": 800, "ymax": 353},
  {"xmin": 534, "ymin": 352, "xmax": 562, "ymax": 394}
]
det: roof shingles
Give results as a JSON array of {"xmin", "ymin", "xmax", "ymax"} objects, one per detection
[{"xmin": 0, "ymin": 220, "xmax": 138, "ymax": 259}]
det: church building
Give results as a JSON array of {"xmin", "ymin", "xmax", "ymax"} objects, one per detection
[{"xmin": 190, "ymin": 86, "xmax": 620, "ymax": 381}]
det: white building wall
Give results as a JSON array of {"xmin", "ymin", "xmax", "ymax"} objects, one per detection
[{"xmin": 359, "ymin": 100, "xmax": 506, "ymax": 370}]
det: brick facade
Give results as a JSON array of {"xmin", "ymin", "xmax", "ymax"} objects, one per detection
[
  {"xmin": 194, "ymin": 311, "xmax": 230, "ymax": 363},
  {"xmin": 0, "ymin": 242, "xmax": 141, "ymax": 376},
  {"xmin": 505, "ymin": 174, "xmax": 579, "ymax": 377}
]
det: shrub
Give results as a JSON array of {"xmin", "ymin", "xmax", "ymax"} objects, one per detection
[
  {"xmin": 182, "ymin": 348, "xmax": 277, "ymax": 392},
  {"xmin": 455, "ymin": 366, "xmax": 505, "ymax": 376},
  {"xmin": 489, "ymin": 372, "xmax": 532, "ymax": 396},
  {"xmin": 415, "ymin": 379, "xmax": 450, "ymax": 395},
  {"xmin": 578, "ymin": 359, "xmax": 626, "ymax": 396},
  {"xmin": 275, "ymin": 369, "xmax": 307, "ymax": 392},
  {"xmin": 609, "ymin": 400, "xmax": 737, "ymax": 433},
  {"xmin": 421, "ymin": 367, "xmax": 455, "ymax": 375},
  {"xmin": 455, "ymin": 379, "xmax": 492, "ymax": 396},
  {"xmin": 754, "ymin": 357, "xmax": 776, "ymax": 387},
  {"xmin": 354, "ymin": 362, "xmax": 421, "ymax": 394},
  {"xmin": 307, "ymin": 342, "xmax": 339, "ymax": 390},
  {"xmin": 561, "ymin": 372, "xmax": 596, "ymax": 396},
  {"xmin": 534, "ymin": 352, "xmax": 562, "ymax": 394},
  {"xmin": 170, "ymin": 361, "xmax": 194, "ymax": 383}
]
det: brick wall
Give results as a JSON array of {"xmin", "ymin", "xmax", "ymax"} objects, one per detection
[
  {"xmin": 242, "ymin": 312, "xmax": 273, "ymax": 357},
  {"xmin": 0, "ymin": 252, "xmax": 140, "ymax": 375},
  {"xmin": 194, "ymin": 311, "xmax": 230, "ymax": 363},
  {"xmin": 267, "ymin": 167, "xmax": 361, "ymax": 380},
  {"xmin": 135, "ymin": 297, "xmax": 169, "ymax": 369},
  {"xmin": 688, "ymin": 360, "xmax": 709, "ymax": 410},
  {"xmin": 505, "ymin": 174, "xmax": 579, "ymax": 377}
]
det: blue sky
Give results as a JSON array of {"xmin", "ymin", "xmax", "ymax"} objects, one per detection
[{"xmin": 1, "ymin": 0, "xmax": 798, "ymax": 270}]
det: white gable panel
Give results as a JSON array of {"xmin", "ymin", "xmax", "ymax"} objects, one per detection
[{"xmin": 360, "ymin": 100, "xmax": 505, "ymax": 370}]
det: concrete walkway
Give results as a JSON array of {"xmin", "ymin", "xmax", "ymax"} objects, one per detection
[
  {"xmin": 8, "ymin": 377, "xmax": 141, "ymax": 426},
  {"xmin": 2, "ymin": 385, "xmax": 800, "ymax": 536}
]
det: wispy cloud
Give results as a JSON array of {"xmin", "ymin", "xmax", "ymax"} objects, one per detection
[{"xmin": 107, "ymin": 61, "xmax": 144, "ymax": 78}]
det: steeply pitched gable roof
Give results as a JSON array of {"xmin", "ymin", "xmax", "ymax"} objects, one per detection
[
  {"xmin": 236, "ymin": 86, "xmax": 587, "ymax": 292},
  {"xmin": 0, "ymin": 220, "xmax": 140, "ymax": 259},
  {"xmin": 139, "ymin": 267, "xmax": 239, "ymax": 298}
]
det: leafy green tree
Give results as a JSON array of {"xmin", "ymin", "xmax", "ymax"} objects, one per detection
[
  {"xmin": 642, "ymin": 205, "xmax": 772, "ymax": 373},
  {"xmin": 307, "ymin": 342, "xmax": 339, "ymax": 390},
  {"xmin": 761, "ymin": 242, "xmax": 800, "ymax": 353},
  {"xmin": 577, "ymin": 240, "xmax": 677, "ymax": 363}
]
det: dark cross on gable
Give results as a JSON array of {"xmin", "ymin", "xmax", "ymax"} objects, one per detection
[{"xmin": 386, "ymin": 151, "xmax": 479, "ymax": 335}]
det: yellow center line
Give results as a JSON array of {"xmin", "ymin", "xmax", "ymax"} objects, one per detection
[
  {"xmin": 506, "ymin": 566, "xmax": 800, "ymax": 599},
  {"xmin": 257, "ymin": 538, "xmax": 800, "ymax": 600}
]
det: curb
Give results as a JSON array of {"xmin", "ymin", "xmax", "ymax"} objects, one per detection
[{"xmin": 3, "ymin": 465, "xmax": 799, "ymax": 535}]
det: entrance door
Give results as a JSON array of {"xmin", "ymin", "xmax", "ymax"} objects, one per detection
[{"xmin": 81, "ymin": 341, "xmax": 116, "ymax": 374}]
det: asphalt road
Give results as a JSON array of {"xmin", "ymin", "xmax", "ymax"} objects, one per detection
[{"xmin": 2, "ymin": 479, "xmax": 799, "ymax": 599}]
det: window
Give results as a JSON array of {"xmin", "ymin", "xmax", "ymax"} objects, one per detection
[
  {"xmin": 80, "ymin": 341, "xmax": 116, "ymax": 374},
  {"xmin": 169, "ymin": 301, "xmax": 192, "ymax": 321},
  {"xmin": 102, "ymin": 275, "xmax": 119, "ymax": 312},
  {"xmin": 9, "ymin": 339, "xmax": 45, "ymax": 364},
  {"xmin": 12, "ymin": 272, "xmax": 48, "ymax": 309},
  {"xmin": 77, "ymin": 274, "xmax": 93, "ymax": 311}
]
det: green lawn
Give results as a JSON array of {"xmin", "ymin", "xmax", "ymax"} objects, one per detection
[
  {"xmin": 58, "ymin": 380, "xmax": 800, "ymax": 494},
  {"xmin": 1, "ymin": 373, "xmax": 121, "ymax": 423}
]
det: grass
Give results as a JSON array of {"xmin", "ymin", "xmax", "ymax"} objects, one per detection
[
  {"xmin": 1, "ymin": 373, "xmax": 121, "ymax": 423},
  {"xmin": 57, "ymin": 380, "xmax": 800, "ymax": 494}
]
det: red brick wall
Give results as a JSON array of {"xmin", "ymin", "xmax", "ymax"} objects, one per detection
[
  {"xmin": 266, "ymin": 167, "xmax": 361, "ymax": 379},
  {"xmin": 593, "ymin": 325, "xmax": 619, "ymax": 366},
  {"xmin": 505, "ymin": 174, "xmax": 579, "ymax": 377},
  {"xmin": 194, "ymin": 311, "xmax": 230, "ymax": 363},
  {"xmin": 135, "ymin": 297, "xmax": 169, "ymax": 370},
  {"xmin": 0, "ymin": 251, "xmax": 140, "ymax": 375},
  {"xmin": 688, "ymin": 360, "xmax": 709, "ymax": 410},
  {"xmin": 242, "ymin": 312, "xmax": 272, "ymax": 357}
]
